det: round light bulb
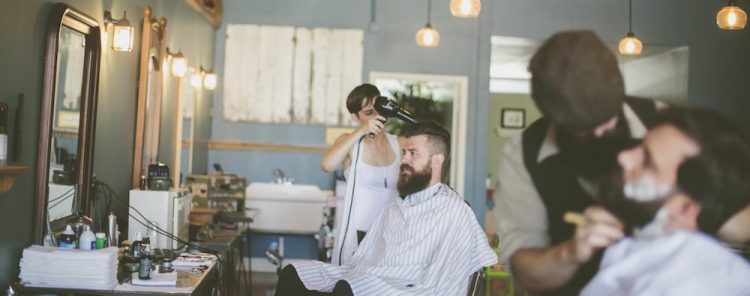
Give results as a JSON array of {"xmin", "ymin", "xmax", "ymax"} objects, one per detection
[
  {"xmin": 618, "ymin": 33, "xmax": 643, "ymax": 55},
  {"xmin": 717, "ymin": 5, "xmax": 747, "ymax": 29},
  {"xmin": 416, "ymin": 24, "xmax": 440, "ymax": 47},
  {"xmin": 450, "ymin": 0, "xmax": 481, "ymax": 18}
]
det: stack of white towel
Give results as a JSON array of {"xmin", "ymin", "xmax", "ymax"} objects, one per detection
[{"xmin": 19, "ymin": 245, "xmax": 119, "ymax": 290}]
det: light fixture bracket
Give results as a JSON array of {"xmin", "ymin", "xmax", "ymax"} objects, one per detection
[{"xmin": 104, "ymin": 10, "xmax": 130, "ymax": 30}]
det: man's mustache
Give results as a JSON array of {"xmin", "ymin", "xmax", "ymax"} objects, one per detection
[{"xmin": 400, "ymin": 164, "xmax": 414, "ymax": 174}]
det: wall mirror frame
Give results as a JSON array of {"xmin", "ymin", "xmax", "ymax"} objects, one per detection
[
  {"xmin": 132, "ymin": 7, "xmax": 167, "ymax": 188},
  {"xmin": 33, "ymin": 3, "xmax": 101, "ymax": 244}
]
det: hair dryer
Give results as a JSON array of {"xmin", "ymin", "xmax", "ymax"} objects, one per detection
[{"xmin": 373, "ymin": 96, "xmax": 418, "ymax": 124}]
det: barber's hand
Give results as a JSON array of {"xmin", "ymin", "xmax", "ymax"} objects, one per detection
[
  {"xmin": 568, "ymin": 206, "xmax": 624, "ymax": 264},
  {"xmin": 360, "ymin": 115, "xmax": 386, "ymax": 138}
]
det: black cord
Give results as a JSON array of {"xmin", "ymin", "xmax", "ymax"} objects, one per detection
[
  {"xmin": 336, "ymin": 136, "xmax": 365, "ymax": 265},
  {"xmin": 47, "ymin": 190, "xmax": 75, "ymax": 210},
  {"xmin": 92, "ymin": 180, "xmax": 224, "ymax": 266},
  {"xmin": 47, "ymin": 186, "xmax": 75, "ymax": 203},
  {"xmin": 628, "ymin": 0, "xmax": 633, "ymax": 33},
  {"xmin": 94, "ymin": 181, "xmax": 228, "ymax": 292}
]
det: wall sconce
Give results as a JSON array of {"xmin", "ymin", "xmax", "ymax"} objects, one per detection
[
  {"xmin": 450, "ymin": 0, "xmax": 481, "ymax": 18},
  {"xmin": 618, "ymin": 0, "xmax": 643, "ymax": 55},
  {"xmin": 104, "ymin": 10, "xmax": 134, "ymax": 52},
  {"xmin": 416, "ymin": 0, "xmax": 440, "ymax": 47},
  {"xmin": 717, "ymin": 0, "xmax": 747, "ymax": 30},
  {"xmin": 167, "ymin": 48, "xmax": 187, "ymax": 77},
  {"xmin": 190, "ymin": 69, "xmax": 203, "ymax": 89},
  {"xmin": 201, "ymin": 66, "xmax": 217, "ymax": 90}
]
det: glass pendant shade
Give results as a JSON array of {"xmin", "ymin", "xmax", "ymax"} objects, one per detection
[
  {"xmin": 618, "ymin": 33, "xmax": 643, "ymax": 55},
  {"xmin": 450, "ymin": 0, "xmax": 481, "ymax": 18},
  {"xmin": 717, "ymin": 4, "xmax": 747, "ymax": 30},
  {"xmin": 416, "ymin": 24, "xmax": 440, "ymax": 47}
]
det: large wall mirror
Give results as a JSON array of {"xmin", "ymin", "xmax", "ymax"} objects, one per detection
[
  {"xmin": 33, "ymin": 3, "xmax": 101, "ymax": 244},
  {"xmin": 181, "ymin": 69, "xmax": 199, "ymax": 181},
  {"xmin": 132, "ymin": 7, "xmax": 167, "ymax": 188}
]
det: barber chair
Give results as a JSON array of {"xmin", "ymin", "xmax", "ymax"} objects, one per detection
[{"xmin": 467, "ymin": 268, "xmax": 485, "ymax": 296}]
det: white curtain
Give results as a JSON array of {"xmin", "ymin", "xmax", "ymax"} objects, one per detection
[{"xmin": 223, "ymin": 24, "xmax": 363, "ymax": 125}]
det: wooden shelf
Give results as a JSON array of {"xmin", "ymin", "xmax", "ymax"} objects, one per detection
[{"xmin": 0, "ymin": 166, "xmax": 29, "ymax": 193}]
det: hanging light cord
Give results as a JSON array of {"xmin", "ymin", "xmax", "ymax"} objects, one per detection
[
  {"xmin": 427, "ymin": 0, "xmax": 432, "ymax": 24},
  {"xmin": 628, "ymin": 0, "xmax": 633, "ymax": 33}
]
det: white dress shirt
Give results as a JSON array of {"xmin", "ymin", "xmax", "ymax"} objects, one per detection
[{"xmin": 581, "ymin": 231, "xmax": 750, "ymax": 296}]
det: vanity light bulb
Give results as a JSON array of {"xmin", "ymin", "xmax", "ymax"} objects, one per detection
[
  {"xmin": 190, "ymin": 73, "xmax": 203, "ymax": 89},
  {"xmin": 112, "ymin": 25, "xmax": 134, "ymax": 52},
  {"xmin": 203, "ymin": 73, "xmax": 217, "ymax": 90},
  {"xmin": 171, "ymin": 57, "xmax": 187, "ymax": 77}
]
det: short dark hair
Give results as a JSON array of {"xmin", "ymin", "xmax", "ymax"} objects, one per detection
[
  {"xmin": 529, "ymin": 30, "xmax": 625, "ymax": 130},
  {"xmin": 401, "ymin": 121, "xmax": 451, "ymax": 158},
  {"xmin": 659, "ymin": 107, "xmax": 750, "ymax": 234},
  {"xmin": 346, "ymin": 83, "xmax": 380, "ymax": 114}
]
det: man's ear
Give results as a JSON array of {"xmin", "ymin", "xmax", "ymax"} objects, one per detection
[
  {"xmin": 431, "ymin": 153, "xmax": 445, "ymax": 170},
  {"xmin": 668, "ymin": 195, "xmax": 702, "ymax": 231},
  {"xmin": 351, "ymin": 113, "xmax": 359, "ymax": 124}
]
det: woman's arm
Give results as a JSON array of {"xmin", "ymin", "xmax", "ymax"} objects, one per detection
[{"xmin": 320, "ymin": 116, "xmax": 386, "ymax": 172}]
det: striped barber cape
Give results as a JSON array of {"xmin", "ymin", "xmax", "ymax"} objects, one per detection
[{"xmin": 293, "ymin": 183, "xmax": 498, "ymax": 295}]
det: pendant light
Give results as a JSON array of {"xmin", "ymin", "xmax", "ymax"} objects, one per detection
[
  {"xmin": 416, "ymin": 0, "xmax": 440, "ymax": 47},
  {"xmin": 618, "ymin": 0, "xmax": 643, "ymax": 55},
  {"xmin": 717, "ymin": 0, "xmax": 747, "ymax": 30},
  {"xmin": 450, "ymin": 0, "xmax": 481, "ymax": 18}
]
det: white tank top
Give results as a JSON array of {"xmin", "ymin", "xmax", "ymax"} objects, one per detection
[
  {"xmin": 345, "ymin": 133, "xmax": 400, "ymax": 232},
  {"xmin": 333, "ymin": 133, "xmax": 400, "ymax": 265}
]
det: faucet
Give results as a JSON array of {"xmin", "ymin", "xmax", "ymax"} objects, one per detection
[{"xmin": 272, "ymin": 168, "xmax": 293, "ymax": 184}]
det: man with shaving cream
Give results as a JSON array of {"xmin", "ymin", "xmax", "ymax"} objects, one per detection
[
  {"xmin": 581, "ymin": 107, "xmax": 750, "ymax": 295},
  {"xmin": 494, "ymin": 30, "xmax": 665, "ymax": 295}
]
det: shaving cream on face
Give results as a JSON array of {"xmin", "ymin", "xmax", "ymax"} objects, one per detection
[{"xmin": 623, "ymin": 174, "xmax": 672, "ymax": 202}]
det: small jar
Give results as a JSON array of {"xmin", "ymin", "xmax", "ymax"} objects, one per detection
[
  {"xmin": 139, "ymin": 256, "xmax": 152, "ymax": 279},
  {"xmin": 95, "ymin": 232, "xmax": 107, "ymax": 249}
]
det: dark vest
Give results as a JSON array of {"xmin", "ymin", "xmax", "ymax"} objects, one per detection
[{"xmin": 521, "ymin": 96, "xmax": 659, "ymax": 295}]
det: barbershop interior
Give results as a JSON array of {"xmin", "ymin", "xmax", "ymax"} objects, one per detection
[{"xmin": 2, "ymin": 0, "xmax": 750, "ymax": 295}]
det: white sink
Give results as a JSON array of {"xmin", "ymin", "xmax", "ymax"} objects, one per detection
[
  {"xmin": 245, "ymin": 182, "xmax": 329, "ymax": 202},
  {"xmin": 245, "ymin": 182, "xmax": 332, "ymax": 234}
]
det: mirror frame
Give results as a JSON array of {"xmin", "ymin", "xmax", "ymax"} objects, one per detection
[
  {"xmin": 132, "ymin": 7, "xmax": 167, "ymax": 188},
  {"xmin": 33, "ymin": 3, "xmax": 100, "ymax": 244}
]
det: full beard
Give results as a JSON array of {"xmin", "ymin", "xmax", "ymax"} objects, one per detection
[
  {"xmin": 556, "ymin": 115, "xmax": 636, "ymax": 181},
  {"xmin": 598, "ymin": 170, "xmax": 669, "ymax": 235},
  {"xmin": 397, "ymin": 164, "xmax": 432, "ymax": 198}
]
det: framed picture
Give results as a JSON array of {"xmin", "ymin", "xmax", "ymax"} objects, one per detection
[{"xmin": 501, "ymin": 108, "xmax": 525, "ymax": 129}]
